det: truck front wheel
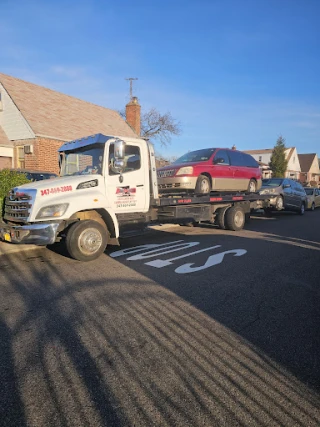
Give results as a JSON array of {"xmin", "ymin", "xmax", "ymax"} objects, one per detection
[{"xmin": 66, "ymin": 220, "xmax": 108, "ymax": 261}]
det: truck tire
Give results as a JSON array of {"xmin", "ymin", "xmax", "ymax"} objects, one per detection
[
  {"xmin": 225, "ymin": 205, "xmax": 245, "ymax": 231},
  {"xmin": 66, "ymin": 220, "xmax": 108, "ymax": 261},
  {"xmin": 195, "ymin": 175, "xmax": 211, "ymax": 195},
  {"xmin": 216, "ymin": 206, "xmax": 229, "ymax": 229}
]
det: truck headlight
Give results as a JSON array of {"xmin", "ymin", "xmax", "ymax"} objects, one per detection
[
  {"xmin": 77, "ymin": 179, "xmax": 98, "ymax": 189},
  {"xmin": 176, "ymin": 166, "xmax": 194, "ymax": 176},
  {"xmin": 36, "ymin": 203, "xmax": 69, "ymax": 219}
]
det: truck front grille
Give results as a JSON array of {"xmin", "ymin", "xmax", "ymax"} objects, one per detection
[{"xmin": 3, "ymin": 190, "xmax": 32, "ymax": 221}]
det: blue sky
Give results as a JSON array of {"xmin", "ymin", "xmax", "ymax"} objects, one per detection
[{"xmin": 1, "ymin": 0, "xmax": 320, "ymax": 158}]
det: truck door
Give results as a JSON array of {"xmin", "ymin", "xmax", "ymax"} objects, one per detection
[{"xmin": 106, "ymin": 142, "xmax": 149, "ymax": 213}]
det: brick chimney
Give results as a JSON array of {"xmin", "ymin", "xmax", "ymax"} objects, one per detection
[{"xmin": 125, "ymin": 96, "xmax": 141, "ymax": 135}]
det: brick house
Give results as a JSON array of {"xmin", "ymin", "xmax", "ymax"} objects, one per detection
[
  {"xmin": 243, "ymin": 147, "xmax": 301, "ymax": 179},
  {"xmin": 0, "ymin": 73, "xmax": 141, "ymax": 174},
  {"xmin": 298, "ymin": 153, "xmax": 320, "ymax": 186}
]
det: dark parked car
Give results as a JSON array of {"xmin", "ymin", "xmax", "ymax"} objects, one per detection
[
  {"xmin": 10, "ymin": 169, "xmax": 58, "ymax": 181},
  {"xmin": 157, "ymin": 148, "xmax": 262, "ymax": 194},
  {"xmin": 259, "ymin": 178, "xmax": 307, "ymax": 215}
]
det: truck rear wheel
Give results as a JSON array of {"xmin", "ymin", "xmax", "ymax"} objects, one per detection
[
  {"xmin": 216, "ymin": 206, "xmax": 229, "ymax": 229},
  {"xmin": 225, "ymin": 206, "xmax": 245, "ymax": 231},
  {"xmin": 66, "ymin": 220, "xmax": 108, "ymax": 261}
]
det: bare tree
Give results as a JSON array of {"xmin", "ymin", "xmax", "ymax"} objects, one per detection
[
  {"xmin": 140, "ymin": 108, "xmax": 181, "ymax": 147},
  {"xmin": 119, "ymin": 106, "xmax": 181, "ymax": 147}
]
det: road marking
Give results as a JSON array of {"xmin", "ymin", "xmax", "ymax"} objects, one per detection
[
  {"xmin": 110, "ymin": 241, "xmax": 248, "ymax": 274},
  {"xmin": 126, "ymin": 241, "xmax": 200, "ymax": 261},
  {"xmin": 146, "ymin": 245, "xmax": 221, "ymax": 268},
  {"xmin": 175, "ymin": 249, "xmax": 247, "ymax": 274},
  {"xmin": 110, "ymin": 242, "xmax": 182, "ymax": 258}
]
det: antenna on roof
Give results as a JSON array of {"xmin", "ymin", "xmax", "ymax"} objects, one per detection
[{"xmin": 125, "ymin": 77, "xmax": 138, "ymax": 100}]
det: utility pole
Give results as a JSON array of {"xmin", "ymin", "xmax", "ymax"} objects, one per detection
[{"xmin": 125, "ymin": 77, "xmax": 138, "ymax": 100}]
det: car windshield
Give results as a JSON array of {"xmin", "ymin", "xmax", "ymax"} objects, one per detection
[
  {"xmin": 262, "ymin": 178, "xmax": 283, "ymax": 187},
  {"xmin": 60, "ymin": 144, "xmax": 104, "ymax": 176},
  {"xmin": 173, "ymin": 148, "xmax": 216, "ymax": 164},
  {"xmin": 305, "ymin": 188, "xmax": 314, "ymax": 195}
]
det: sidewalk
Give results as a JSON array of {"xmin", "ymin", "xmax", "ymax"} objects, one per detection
[{"xmin": 0, "ymin": 240, "xmax": 40, "ymax": 256}]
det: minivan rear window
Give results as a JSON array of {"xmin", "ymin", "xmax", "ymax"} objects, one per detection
[{"xmin": 173, "ymin": 149, "xmax": 216, "ymax": 164}]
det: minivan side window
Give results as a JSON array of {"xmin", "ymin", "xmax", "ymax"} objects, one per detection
[
  {"xmin": 213, "ymin": 150, "xmax": 230, "ymax": 165},
  {"xmin": 228, "ymin": 150, "xmax": 242, "ymax": 166}
]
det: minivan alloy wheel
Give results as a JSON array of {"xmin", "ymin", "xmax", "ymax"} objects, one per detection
[
  {"xmin": 248, "ymin": 180, "xmax": 257, "ymax": 193},
  {"xmin": 195, "ymin": 175, "xmax": 211, "ymax": 194}
]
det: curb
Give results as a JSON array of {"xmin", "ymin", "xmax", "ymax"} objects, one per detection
[{"xmin": 148, "ymin": 224, "xmax": 181, "ymax": 231}]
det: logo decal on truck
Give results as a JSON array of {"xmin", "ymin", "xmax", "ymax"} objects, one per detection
[
  {"xmin": 116, "ymin": 186, "xmax": 136, "ymax": 196},
  {"xmin": 115, "ymin": 186, "xmax": 137, "ymax": 208}
]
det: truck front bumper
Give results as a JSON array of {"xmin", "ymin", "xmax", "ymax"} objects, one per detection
[{"xmin": 0, "ymin": 221, "xmax": 61, "ymax": 246}]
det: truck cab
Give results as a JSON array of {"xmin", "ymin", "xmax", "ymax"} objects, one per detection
[{"xmin": 0, "ymin": 134, "xmax": 158, "ymax": 260}]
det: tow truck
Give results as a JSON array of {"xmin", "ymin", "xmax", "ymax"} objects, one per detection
[{"xmin": 0, "ymin": 134, "xmax": 270, "ymax": 261}]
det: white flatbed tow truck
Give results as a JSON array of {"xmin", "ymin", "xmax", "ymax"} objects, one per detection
[{"xmin": 0, "ymin": 134, "xmax": 271, "ymax": 261}]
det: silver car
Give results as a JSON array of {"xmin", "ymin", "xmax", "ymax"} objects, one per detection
[
  {"xmin": 259, "ymin": 178, "xmax": 307, "ymax": 215},
  {"xmin": 305, "ymin": 187, "xmax": 320, "ymax": 210}
]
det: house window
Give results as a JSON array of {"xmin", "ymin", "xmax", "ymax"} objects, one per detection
[
  {"xmin": 17, "ymin": 146, "xmax": 25, "ymax": 168},
  {"xmin": 259, "ymin": 156, "xmax": 262, "ymax": 162}
]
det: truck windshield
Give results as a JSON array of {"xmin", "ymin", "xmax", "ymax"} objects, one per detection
[{"xmin": 60, "ymin": 144, "xmax": 104, "ymax": 176}]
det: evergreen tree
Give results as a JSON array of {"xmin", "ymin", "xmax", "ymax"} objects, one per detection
[{"xmin": 269, "ymin": 136, "xmax": 288, "ymax": 177}]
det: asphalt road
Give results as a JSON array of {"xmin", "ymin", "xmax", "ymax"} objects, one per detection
[{"xmin": 1, "ymin": 209, "xmax": 320, "ymax": 426}]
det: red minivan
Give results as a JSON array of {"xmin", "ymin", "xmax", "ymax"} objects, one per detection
[{"xmin": 157, "ymin": 148, "xmax": 262, "ymax": 194}]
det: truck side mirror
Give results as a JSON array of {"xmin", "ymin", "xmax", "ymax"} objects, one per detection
[{"xmin": 114, "ymin": 139, "xmax": 125, "ymax": 160}]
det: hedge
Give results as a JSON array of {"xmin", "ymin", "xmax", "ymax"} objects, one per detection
[{"xmin": 0, "ymin": 169, "xmax": 31, "ymax": 215}]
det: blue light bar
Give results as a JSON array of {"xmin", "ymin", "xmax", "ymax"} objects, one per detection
[{"xmin": 58, "ymin": 134, "xmax": 115, "ymax": 152}]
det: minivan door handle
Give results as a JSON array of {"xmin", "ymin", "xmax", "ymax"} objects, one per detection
[{"xmin": 136, "ymin": 184, "xmax": 144, "ymax": 187}]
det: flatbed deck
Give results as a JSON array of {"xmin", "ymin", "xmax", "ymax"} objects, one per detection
[{"xmin": 155, "ymin": 192, "xmax": 271, "ymax": 207}]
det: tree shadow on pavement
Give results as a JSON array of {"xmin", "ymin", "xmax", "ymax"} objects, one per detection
[{"xmin": 0, "ymin": 210, "xmax": 320, "ymax": 426}]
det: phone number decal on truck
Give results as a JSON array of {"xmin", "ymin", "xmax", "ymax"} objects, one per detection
[{"xmin": 41, "ymin": 186, "xmax": 73, "ymax": 196}]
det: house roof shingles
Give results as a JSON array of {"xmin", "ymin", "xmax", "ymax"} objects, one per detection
[
  {"xmin": 0, "ymin": 73, "xmax": 137, "ymax": 142},
  {"xmin": 298, "ymin": 153, "xmax": 317, "ymax": 172}
]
